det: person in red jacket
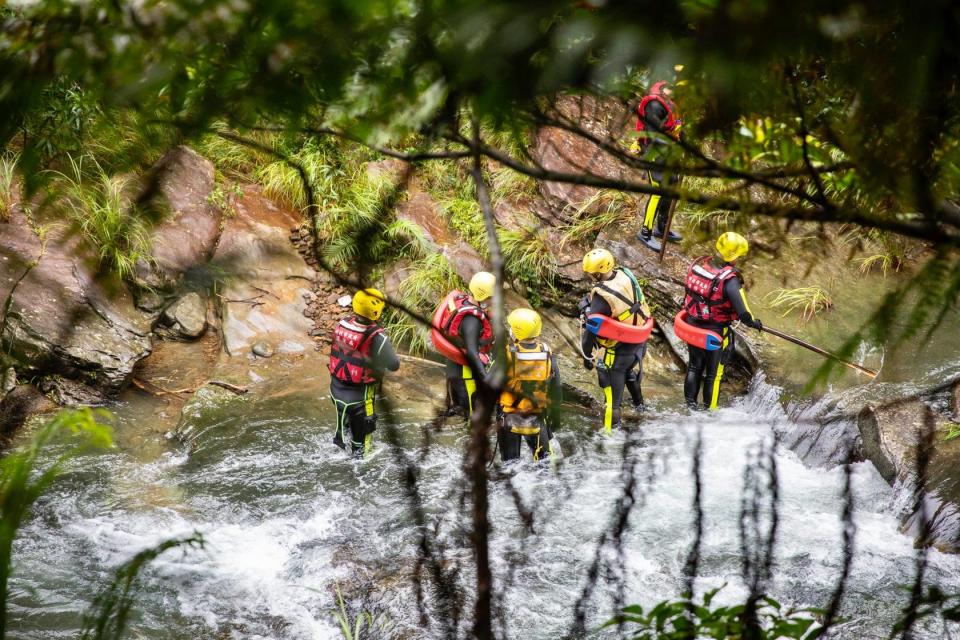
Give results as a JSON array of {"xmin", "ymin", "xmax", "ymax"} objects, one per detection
[
  {"xmin": 437, "ymin": 272, "xmax": 496, "ymax": 417},
  {"xmin": 635, "ymin": 80, "xmax": 684, "ymax": 251},
  {"xmin": 682, "ymin": 232, "xmax": 762, "ymax": 409},
  {"xmin": 328, "ymin": 288, "xmax": 400, "ymax": 456}
]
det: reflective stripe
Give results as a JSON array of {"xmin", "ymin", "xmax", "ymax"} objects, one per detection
[
  {"xmin": 603, "ymin": 386, "xmax": 614, "ymax": 433},
  {"xmin": 340, "ymin": 318, "xmax": 367, "ymax": 332},
  {"xmin": 692, "ymin": 264, "xmax": 718, "ymax": 280},
  {"xmin": 515, "ymin": 351, "xmax": 548, "ymax": 361}
]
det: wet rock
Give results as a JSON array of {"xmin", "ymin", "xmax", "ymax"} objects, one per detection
[
  {"xmin": 859, "ymin": 400, "xmax": 960, "ymax": 551},
  {"xmin": 134, "ymin": 289, "xmax": 166, "ymax": 313},
  {"xmin": 392, "ymin": 179, "xmax": 486, "ymax": 282},
  {"xmin": 778, "ymin": 415, "xmax": 864, "ymax": 468},
  {"xmin": 0, "ymin": 385, "xmax": 55, "ymax": 445},
  {"xmin": 953, "ymin": 381, "xmax": 960, "ymax": 417},
  {"xmin": 135, "ymin": 146, "xmax": 223, "ymax": 292},
  {"xmin": 252, "ymin": 341, "xmax": 274, "ymax": 358},
  {"xmin": 162, "ymin": 292, "xmax": 208, "ymax": 339},
  {"xmin": 531, "ymin": 94, "xmax": 637, "ymax": 220},
  {"xmin": 0, "ymin": 210, "xmax": 152, "ymax": 394},
  {"xmin": 213, "ymin": 185, "xmax": 315, "ymax": 356},
  {"xmin": 2, "ymin": 367, "xmax": 15, "ymax": 395},
  {"xmin": 38, "ymin": 375, "xmax": 109, "ymax": 407}
]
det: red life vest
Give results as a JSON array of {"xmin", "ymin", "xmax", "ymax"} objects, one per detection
[
  {"xmin": 437, "ymin": 291, "xmax": 494, "ymax": 357},
  {"xmin": 683, "ymin": 257, "xmax": 741, "ymax": 325},
  {"xmin": 328, "ymin": 317, "xmax": 384, "ymax": 385},
  {"xmin": 636, "ymin": 81, "xmax": 682, "ymax": 135}
]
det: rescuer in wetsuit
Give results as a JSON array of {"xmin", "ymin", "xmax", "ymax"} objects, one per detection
[
  {"xmin": 580, "ymin": 249, "xmax": 650, "ymax": 432},
  {"xmin": 328, "ymin": 288, "xmax": 400, "ymax": 456},
  {"xmin": 682, "ymin": 232, "xmax": 762, "ymax": 410},
  {"xmin": 440, "ymin": 272, "xmax": 496, "ymax": 417},
  {"xmin": 634, "ymin": 81, "xmax": 684, "ymax": 249},
  {"xmin": 496, "ymin": 308, "xmax": 562, "ymax": 462}
]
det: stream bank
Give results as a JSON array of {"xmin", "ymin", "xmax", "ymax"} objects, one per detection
[{"xmin": 0, "ymin": 113, "xmax": 957, "ymax": 559}]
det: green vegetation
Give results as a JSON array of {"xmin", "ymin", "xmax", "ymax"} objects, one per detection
[
  {"xmin": 0, "ymin": 408, "xmax": 114, "ymax": 636},
  {"xmin": 0, "ymin": 154, "xmax": 16, "ymax": 220},
  {"xmin": 944, "ymin": 424, "xmax": 960, "ymax": 443},
  {"xmin": 764, "ymin": 287, "xmax": 834, "ymax": 322},
  {"xmin": 605, "ymin": 588, "xmax": 824, "ymax": 640},
  {"xmin": 500, "ymin": 227, "xmax": 558, "ymax": 303},
  {"xmin": 49, "ymin": 156, "xmax": 153, "ymax": 281},
  {"xmin": 332, "ymin": 585, "xmax": 393, "ymax": 640},
  {"xmin": 383, "ymin": 252, "xmax": 464, "ymax": 354},
  {"xmin": 206, "ymin": 180, "xmax": 244, "ymax": 218}
]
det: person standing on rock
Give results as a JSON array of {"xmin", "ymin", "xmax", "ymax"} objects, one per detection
[
  {"xmin": 496, "ymin": 308, "xmax": 562, "ymax": 463},
  {"xmin": 435, "ymin": 272, "xmax": 497, "ymax": 418},
  {"xmin": 580, "ymin": 249, "xmax": 650, "ymax": 432},
  {"xmin": 328, "ymin": 288, "xmax": 400, "ymax": 456},
  {"xmin": 633, "ymin": 80, "xmax": 684, "ymax": 252},
  {"xmin": 679, "ymin": 232, "xmax": 762, "ymax": 410}
]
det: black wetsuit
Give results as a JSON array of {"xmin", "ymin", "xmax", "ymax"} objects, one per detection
[
  {"xmin": 444, "ymin": 314, "xmax": 488, "ymax": 416},
  {"xmin": 497, "ymin": 344, "xmax": 563, "ymax": 462},
  {"xmin": 683, "ymin": 270, "xmax": 759, "ymax": 409},
  {"xmin": 330, "ymin": 322, "xmax": 400, "ymax": 455},
  {"xmin": 581, "ymin": 294, "xmax": 646, "ymax": 431}
]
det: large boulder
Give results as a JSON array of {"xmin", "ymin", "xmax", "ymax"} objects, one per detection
[
  {"xmin": 858, "ymin": 400, "xmax": 960, "ymax": 551},
  {"xmin": 0, "ymin": 209, "xmax": 152, "ymax": 393},
  {"xmin": 134, "ymin": 146, "xmax": 223, "ymax": 299},
  {"xmin": 212, "ymin": 184, "xmax": 316, "ymax": 357},
  {"xmin": 531, "ymin": 93, "xmax": 638, "ymax": 222},
  {"xmin": 161, "ymin": 292, "xmax": 208, "ymax": 339}
]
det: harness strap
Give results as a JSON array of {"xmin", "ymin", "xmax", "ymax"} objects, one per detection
[{"xmin": 596, "ymin": 283, "xmax": 648, "ymax": 324}]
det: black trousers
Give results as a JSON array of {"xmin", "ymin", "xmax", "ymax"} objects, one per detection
[
  {"xmin": 684, "ymin": 326, "xmax": 734, "ymax": 409},
  {"xmin": 498, "ymin": 414, "xmax": 552, "ymax": 462},
  {"xmin": 445, "ymin": 362, "xmax": 478, "ymax": 416},
  {"xmin": 596, "ymin": 342, "xmax": 646, "ymax": 431},
  {"xmin": 330, "ymin": 378, "xmax": 377, "ymax": 455},
  {"xmin": 641, "ymin": 171, "xmax": 679, "ymax": 235}
]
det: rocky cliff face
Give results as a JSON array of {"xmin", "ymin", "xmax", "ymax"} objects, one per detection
[{"xmin": 0, "ymin": 209, "xmax": 153, "ymax": 401}]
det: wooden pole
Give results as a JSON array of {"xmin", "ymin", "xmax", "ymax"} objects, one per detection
[
  {"xmin": 658, "ymin": 176, "xmax": 682, "ymax": 264},
  {"xmin": 760, "ymin": 325, "xmax": 878, "ymax": 378}
]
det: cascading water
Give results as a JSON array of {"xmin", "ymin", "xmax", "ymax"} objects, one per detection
[{"xmin": 9, "ymin": 368, "xmax": 960, "ymax": 639}]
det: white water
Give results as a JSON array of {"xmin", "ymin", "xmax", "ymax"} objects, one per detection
[{"xmin": 9, "ymin": 377, "xmax": 960, "ymax": 639}]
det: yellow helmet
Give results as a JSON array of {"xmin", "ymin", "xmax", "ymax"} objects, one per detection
[
  {"xmin": 352, "ymin": 288, "xmax": 386, "ymax": 321},
  {"xmin": 582, "ymin": 248, "xmax": 615, "ymax": 274},
  {"xmin": 507, "ymin": 308, "xmax": 542, "ymax": 341},
  {"xmin": 469, "ymin": 271, "xmax": 496, "ymax": 302},
  {"xmin": 716, "ymin": 232, "xmax": 749, "ymax": 262}
]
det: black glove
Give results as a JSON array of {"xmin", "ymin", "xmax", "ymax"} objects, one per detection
[
  {"xmin": 749, "ymin": 317, "xmax": 763, "ymax": 331},
  {"xmin": 583, "ymin": 358, "xmax": 594, "ymax": 371}
]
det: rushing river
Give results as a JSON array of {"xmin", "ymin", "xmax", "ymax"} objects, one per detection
[{"xmin": 8, "ymin": 364, "xmax": 960, "ymax": 640}]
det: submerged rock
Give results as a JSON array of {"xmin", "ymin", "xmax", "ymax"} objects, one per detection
[{"xmin": 252, "ymin": 341, "xmax": 274, "ymax": 358}]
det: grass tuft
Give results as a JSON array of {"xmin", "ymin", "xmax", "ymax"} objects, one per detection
[
  {"xmin": 48, "ymin": 156, "xmax": 153, "ymax": 281},
  {"xmin": 332, "ymin": 584, "xmax": 393, "ymax": 640},
  {"xmin": 0, "ymin": 154, "xmax": 19, "ymax": 220},
  {"xmin": 764, "ymin": 286, "xmax": 833, "ymax": 321},
  {"xmin": 560, "ymin": 189, "xmax": 634, "ymax": 246},
  {"xmin": 382, "ymin": 252, "xmax": 464, "ymax": 355}
]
